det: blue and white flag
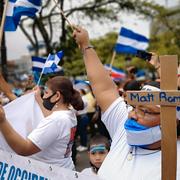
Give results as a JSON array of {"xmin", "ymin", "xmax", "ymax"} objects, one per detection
[
  {"xmin": 43, "ymin": 51, "xmax": 64, "ymax": 74},
  {"xmin": 115, "ymin": 27, "xmax": 149, "ymax": 55},
  {"xmin": 4, "ymin": 0, "xmax": 41, "ymax": 31},
  {"xmin": 32, "ymin": 56, "xmax": 46, "ymax": 72}
]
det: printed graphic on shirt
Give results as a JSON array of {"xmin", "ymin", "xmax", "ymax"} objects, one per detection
[{"xmin": 64, "ymin": 126, "xmax": 77, "ymax": 158}]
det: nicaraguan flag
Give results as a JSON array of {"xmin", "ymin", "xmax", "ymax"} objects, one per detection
[
  {"xmin": 43, "ymin": 51, "xmax": 64, "ymax": 74},
  {"xmin": 4, "ymin": 0, "xmax": 41, "ymax": 31},
  {"xmin": 115, "ymin": 27, "xmax": 149, "ymax": 55},
  {"xmin": 32, "ymin": 56, "xmax": 46, "ymax": 72},
  {"xmin": 104, "ymin": 64, "xmax": 126, "ymax": 80}
]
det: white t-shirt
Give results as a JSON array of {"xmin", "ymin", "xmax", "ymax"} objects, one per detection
[
  {"xmin": 98, "ymin": 97, "xmax": 180, "ymax": 180},
  {"xmin": 81, "ymin": 167, "xmax": 97, "ymax": 176},
  {"xmin": 28, "ymin": 110, "xmax": 77, "ymax": 169}
]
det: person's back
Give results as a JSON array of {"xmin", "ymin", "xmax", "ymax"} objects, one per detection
[{"xmin": 29, "ymin": 110, "xmax": 77, "ymax": 168}]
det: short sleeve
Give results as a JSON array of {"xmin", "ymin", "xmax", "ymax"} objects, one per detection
[
  {"xmin": 28, "ymin": 117, "xmax": 59, "ymax": 150},
  {"xmin": 101, "ymin": 97, "xmax": 128, "ymax": 139}
]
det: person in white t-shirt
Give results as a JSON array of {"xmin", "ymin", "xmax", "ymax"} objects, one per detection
[
  {"xmin": 0, "ymin": 76, "xmax": 84, "ymax": 169},
  {"xmin": 73, "ymin": 27, "xmax": 180, "ymax": 179},
  {"xmin": 81, "ymin": 134, "xmax": 110, "ymax": 176}
]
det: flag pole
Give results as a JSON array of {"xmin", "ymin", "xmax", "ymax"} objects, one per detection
[
  {"xmin": 52, "ymin": 0, "xmax": 75, "ymax": 31},
  {"xmin": 0, "ymin": 0, "xmax": 8, "ymax": 45},
  {"xmin": 109, "ymin": 51, "xmax": 116, "ymax": 70}
]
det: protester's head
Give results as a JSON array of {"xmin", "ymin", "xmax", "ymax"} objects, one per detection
[
  {"xmin": 125, "ymin": 81, "xmax": 161, "ymax": 149},
  {"xmin": 42, "ymin": 76, "xmax": 84, "ymax": 111},
  {"xmin": 123, "ymin": 80, "xmax": 141, "ymax": 100},
  {"xmin": 88, "ymin": 134, "xmax": 110, "ymax": 172}
]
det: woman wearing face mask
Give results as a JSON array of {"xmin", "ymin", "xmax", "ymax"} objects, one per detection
[{"xmin": 0, "ymin": 76, "xmax": 84, "ymax": 169}]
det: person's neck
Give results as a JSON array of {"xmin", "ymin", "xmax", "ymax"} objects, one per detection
[{"xmin": 53, "ymin": 103, "xmax": 69, "ymax": 111}]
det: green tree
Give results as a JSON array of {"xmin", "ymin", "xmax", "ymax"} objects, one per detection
[{"xmin": 149, "ymin": 5, "xmax": 180, "ymax": 56}]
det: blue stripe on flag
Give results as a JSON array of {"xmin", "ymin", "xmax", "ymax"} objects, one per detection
[
  {"xmin": 48, "ymin": 54, "xmax": 55, "ymax": 61},
  {"xmin": 28, "ymin": 0, "xmax": 41, "ymax": 6},
  {"xmin": 32, "ymin": 56, "xmax": 46, "ymax": 63},
  {"xmin": 42, "ymin": 51, "xmax": 64, "ymax": 75},
  {"xmin": 57, "ymin": 51, "xmax": 64, "ymax": 59},
  {"xmin": 14, "ymin": 7, "xmax": 38, "ymax": 18},
  {"xmin": 4, "ymin": 16, "xmax": 19, "ymax": 31},
  {"xmin": 120, "ymin": 27, "xmax": 149, "ymax": 43},
  {"xmin": 32, "ymin": 67, "xmax": 43, "ymax": 72},
  {"xmin": 4, "ymin": 0, "xmax": 41, "ymax": 31},
  {"xmin": 114, "ymin": 27, "xmax": 149, "ymax": 55},
  {"xmin": 115, "ymin": 44, "xmax": 139, "ymax": 55}
]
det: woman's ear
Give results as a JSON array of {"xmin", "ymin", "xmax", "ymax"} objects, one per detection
[{"xmin": 56, "ymin": 91, "xmax": 61, "ymax": 100}]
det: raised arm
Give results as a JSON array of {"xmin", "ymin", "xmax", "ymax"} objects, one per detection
[
  {"xmin": 73, "ymin": 27, "xmax": 119, "ymax": 112},
  {"xmin": 0, "ymin": 74, "xmax": 17, "ymax": 101}
]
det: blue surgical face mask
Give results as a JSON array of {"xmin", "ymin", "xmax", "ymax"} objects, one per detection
[{"xmin": 124, "ymin": 118, "xmax": 161, "ymax": 147}]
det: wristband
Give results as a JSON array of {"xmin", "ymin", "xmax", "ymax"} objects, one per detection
[{"xmin": 82, "ymin": 45, "xmax": 94, "ymax": 54}]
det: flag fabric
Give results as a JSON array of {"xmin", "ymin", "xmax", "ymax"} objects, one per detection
[
  {"xmin": 43, "ymin": 51, "xmax": 64, "ymax": 74},
  {"xmin": 4, "ymin": 0, "xmax": 41, "ymax": 31},
  {"xmin": 0, "ymin": 92, "xmax": 44, "ymax": 152},
  {"xmin": 114, "ymin": 27, "xmax": 149, "ymax": 55},
  {"xmin": 104, "ymin": 64, "xmax": 126, "ymax": 80},
  {"xmin": 32, "ymin": 56, "xmax": 46, "ymax": 72}
]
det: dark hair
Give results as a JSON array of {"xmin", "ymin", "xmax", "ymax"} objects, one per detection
[
  {"xmin": 143, "ymin": 81, "xmax": 160, "ymax": 89},
  {"xmin": 123, "ymin": 80, "xmax": 141, "ymax": 91},
  {"xmin": 47, "ymin": 76, "xmax": 84, "ymax": 110},
  {"xmin": 89, "ymin": 134, "xmax": 111, "ymax": 151}
]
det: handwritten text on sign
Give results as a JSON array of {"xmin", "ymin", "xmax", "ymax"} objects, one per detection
[{"xmin": 126, "ymin": 90, "xmax": 180, "ymax": 106}]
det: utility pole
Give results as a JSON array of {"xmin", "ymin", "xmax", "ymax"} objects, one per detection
[{"xmin": 0, "ymin": 0, "xmax": 8, "ymax": 81}]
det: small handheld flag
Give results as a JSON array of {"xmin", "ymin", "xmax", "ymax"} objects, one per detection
[
  {"xmin": 115, "ymin": 27, "xmax": 149, "ymax": 55},
  {"xmin": 36, "ymin": 51, "xmax": 64, "ymax": 85},
  {"xmin": 43, "ymin": 51, "xmax": 64, "ymax": 74},
  {"xmin": 32, "ymin": 56, "xmax": 46, "ymax": 72}
]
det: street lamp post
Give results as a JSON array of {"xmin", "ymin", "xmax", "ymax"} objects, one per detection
[{"xmin": 0, "ymin": 0, "xmax": 8, "ymax": 81}]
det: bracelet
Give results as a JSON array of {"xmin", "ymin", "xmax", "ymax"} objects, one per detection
[{"xmin": 82, "ymin": 45, "xmax": 94, "ymax": 54}]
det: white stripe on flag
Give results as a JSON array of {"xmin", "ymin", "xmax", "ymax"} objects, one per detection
[
  {"xmin": 117, "ymin": 36, "xmax": 149, "ymax": 50},
  {"xmin": 44, "ymin": 61, "xmax": 53, "ymax": 68},
  {"xmin": 15, "ymin": 0, "xmax": 41, "ymax": 10},
  {"xmin": 6, "ymin": 2, "xmax": 14, "ymax": 16},
  {"xmin": 33, "ymin": 61, "xmax": 44, "ymax": 68}
]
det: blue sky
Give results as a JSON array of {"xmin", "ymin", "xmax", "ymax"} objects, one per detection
[{"xmin": 5, "ymin": 0, "xmax": 179, "ymax": 60}]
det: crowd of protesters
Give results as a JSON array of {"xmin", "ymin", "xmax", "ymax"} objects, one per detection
[{"xmin": 0, "ymin": 26, "xmax": 180, "ymax": 180}]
